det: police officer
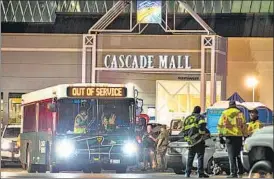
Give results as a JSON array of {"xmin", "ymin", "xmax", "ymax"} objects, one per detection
[
  {"xmin": 156, "ymin": 125, "xmax": 169, "ymax": 172},
  {"xmin": 217, "ymin": 100, "xmax": 247, "ymax": 178},
  {"xmin": 74, "ymin": 108, "xmax": 88, "ymax": 134},
  {"xmin": 247, "ymin": 109, "xmax": 263, "ymax": 136},
  {"xmin": 183, "ymin": 106, "xmax": 209, "ymax": 178}
]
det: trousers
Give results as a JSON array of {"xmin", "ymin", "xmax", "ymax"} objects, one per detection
[
  {"xmin": 186, "ymin": 141, "xmax": 205, "ymax": 175},
  {"xmin": 226, "ymin": 136, "xmax": 244, "ymax": 176},
  {"xmin": 143, "ymin": 148, "xmax": 156, "ymax": 169},
  {"xmin": 156, "ymin": 146, "xmax": 167, "ymax": 170}
]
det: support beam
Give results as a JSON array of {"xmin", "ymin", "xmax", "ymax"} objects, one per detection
[
  {"xmin": 178, "ymin": 1, "xmax": 215, "ymax": 34},
  {"xmin": 82, "ymin": 34, "xmax": 96, "ymax": 83},
  {"xmin": 201, "ymin": 35, "xmax": 217, "ymax": 108},
  {"xmin": 200, "ymin": 37, "xmax": 206, "ymax": 112},
  {"xmin": 88, "ymin": 0, "xmax": 131, "ymax": 33},
  {"xmin": 210, "ymin": 36, "xmax": 217, "ymax": 104},
  {"xmin": 81, "ymin": 35, "xmax": 87, "ymax": 83}
]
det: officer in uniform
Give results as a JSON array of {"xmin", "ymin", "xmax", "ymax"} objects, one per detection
[
  {"xmin": 247, "ymin": 108, "xmax": 263, "ymax": 136},
  {"xmin": 183, "ymin": 106, "xmax": 209, "ymax": 178},
  {"xmin": 156, "ymin": 125, "xmax": 169, "ymax": 172},
  {"xmin": 217, "ymin": 100, "xmax": 247, "ymax": 178},
  {"xmin": 74, "ymin": 108, "xmax": 88, "ymax": 134}
]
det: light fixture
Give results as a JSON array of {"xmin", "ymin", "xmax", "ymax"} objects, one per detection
[{"xmin": 246, "ymin": 77, "xmax": 259, "ymax": 102}]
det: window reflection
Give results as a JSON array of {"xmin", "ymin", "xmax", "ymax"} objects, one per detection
[
  {"xmin": 8, "ymin": 93, "xmax": 24, "ymax": 124},
  {"xmin": 1, "ymin": 93, "xmax": 3, "ymax": 124}
]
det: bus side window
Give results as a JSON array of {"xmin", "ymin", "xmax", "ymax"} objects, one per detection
[
  {"xmin": 38, "ymin": 101, "xmax": 53, "ymax": 132},
  {"xmin": 23, "ymin": 104, "xmax": 36, "ymax": 132}
]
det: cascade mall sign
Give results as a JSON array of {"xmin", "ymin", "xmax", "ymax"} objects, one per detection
[{"xmin": 103, "ymin": 54, "xmax": 192, "ymax": 69}]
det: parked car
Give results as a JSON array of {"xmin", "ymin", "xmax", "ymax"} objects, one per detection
[
  {"xmin": 166, "ymin": 133, "xmax": 216, "ymax": 174},
  {"xmin": 1, "ymin": 124, "xmax": 21, "ymax": 167},
  {"xmin": 241, "ymin": 126, "xmax": 273, "ymax": 178}
]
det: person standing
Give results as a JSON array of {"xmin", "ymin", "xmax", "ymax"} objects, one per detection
[
  {"xmin": 156, "ymin": 125, "xmax": 169, "ymax": 172},
  {"xmin": 182, "ymin": 106, "xmax": 209, "ymax": 178},
  {"xmin": 217, "ymin": 100, "xmax": 247, "ymax": 178},
  {"xmin": 247, "ymin": 108, "xmax": 263, "ymax": 136},
  {"xmin": 142, "ymin": 124, "xmax": 157, "ymax": 171}
]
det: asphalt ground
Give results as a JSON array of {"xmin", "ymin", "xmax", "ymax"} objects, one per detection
[{"xmin": 0, "ymin": 166, "xmax": 250, "ymax": 179}]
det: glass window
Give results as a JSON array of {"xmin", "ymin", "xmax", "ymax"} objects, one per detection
[
  {"xmin": 250, "ymin": 1, "xmax": 261, "ymax": 13},
  {"xmin": 241, "ymin": 1, "xmax": 252, "ymax": 13},
  {"xmin": 8, "ymin": 93, "xmax": 24, "ymax": 124},
  {"xmin": 269, "ymin": 1, "xmax": 273, "ymax": 13},
  {"xmin": 56, "ymin": 98, "xmax": 134, "ymax": 134},
  {"xmin": 231, "ymin": 1, "xmax": 242, "ymax": 13},
  {"xmin": 3, "ymin": 127, "xmax": 20, "ymax": 138},
  {"xmin": 57, "ymin": 99, "xmax": 97, "ymax": 134},
  {"xmin": 1, "ymin": 93, "xmax": 3, "ymax": 124},
  {"xmin": 38, "ymin": 101, "xmax": 53, "ymax": 132},
  {"xmin": 260, "ymin": 1, "xmax": 272, "ymax": 13},
  {"xmin": 23, "ymin": 104, "xmax": 36, "ymax": 132},
  {"xmin": 222, "ymin": 1, "xmax": 232, "ymax": 13}
]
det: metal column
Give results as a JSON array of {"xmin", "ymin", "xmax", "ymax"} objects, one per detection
[
  {"xmin": 200, "ymin": 37, "xmax": 206, "ymax": 112},
  {"xmin": 201, "ymin": 35, "xmax": 217, "ymax": 111},
  {"xmin": 81, "ymin": 34, "xmax": 96, "ymax": 83}
]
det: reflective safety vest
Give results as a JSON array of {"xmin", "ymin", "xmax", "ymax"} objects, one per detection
[
  {"xmin": 103, "ymin": 114, "xmax": 116, "ymax": 131},
  {"xmin": 247, "ymin": 120, "xmax": 263, "ymax": 136},
  {"xmin": 74, "ymin": 114, "xmax": 88, "ymax": 134},
  {"xmin": 182, "ymin": 114, "xmax": 207, "ymax": 145},
  {"xmin": 217, "ymin": 108, "xmax": 247, "ymax": 137}
]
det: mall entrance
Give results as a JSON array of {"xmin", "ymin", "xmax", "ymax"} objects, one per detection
[
  {"xmin": 81, "ymin": 0, "xmax": 228, "ymax": 124},
  {"xmin": 156, "ymin": 80, "xmax": 221, "ymax": 125}
]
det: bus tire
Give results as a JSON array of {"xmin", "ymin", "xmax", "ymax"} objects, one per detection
[
  {"xmin": 82, "ymin": 167, "xmax": 92, "ymax": 173},
  {"xmin": 27, "ymin": 150, "xmax": 35, "ymax": 173},
  {"xmin": 50, "ymin": 165, "xmax": 59, "ymax": 173},
  {"xmin": 116, "ymin": 166, "xmax": 127, "ymax": 173},
  {"xmin": 1, "ymin": 161, "xmax": 6, "ymax": 168},
  {"xmin": 38, "ymin": 165, "xmax": 47, "ymax": 173},
  {"xmin": 91, "ymin": 167, "xmax": 102, "ymax": 173}
]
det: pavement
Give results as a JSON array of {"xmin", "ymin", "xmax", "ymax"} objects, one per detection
[{"xmin": 0, "ymin": 166, "xmax": 249, "ymax": 179}]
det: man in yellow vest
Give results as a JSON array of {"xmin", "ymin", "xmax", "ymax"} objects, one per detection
[
  {"xmin": 247, "ymin": 109, "xmax": 263, "ymax": 136},
  {"xmin": 217, "ymin": 100, "xmax": 247, "ymax": 178},
  {"xmin": 74, "ymin": 108, "xmax": 88, "ymax": 134}
]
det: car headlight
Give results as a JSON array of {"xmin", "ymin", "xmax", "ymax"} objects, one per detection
[
  {"xmin": 55, "ymin": 139, "xmax": 75, "ymax": 158},
  {"xmin": 122, "ymin": 141, "xmax": 138, "ymax": 156},
  {"xmin": 1, "ymin": 141, "xmax": 11, "ymax": 150}
]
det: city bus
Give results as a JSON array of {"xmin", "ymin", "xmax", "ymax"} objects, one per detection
[{"xmin": 19, "ymin": 83, "xmax": 137, "ymax": 173}]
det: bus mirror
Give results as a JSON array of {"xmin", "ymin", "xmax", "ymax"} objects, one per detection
[{"xmin": 47, "ymin": 103, "xmax": 57, "ymax": 112}]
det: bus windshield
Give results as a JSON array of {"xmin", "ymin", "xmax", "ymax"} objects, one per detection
[
  {"xmin": 56, "ymin": 98, "xmax": 135, "ymax": 134},
  {"xmin": 3, "ymin": 127, "xmax": 21, "ymax": 138}
]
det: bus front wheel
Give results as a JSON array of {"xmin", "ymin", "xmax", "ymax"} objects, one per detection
[{"xmin": 116, "ymin": 166, "xmax": 127, "ymax": 173}]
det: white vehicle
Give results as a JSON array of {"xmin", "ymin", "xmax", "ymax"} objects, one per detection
[
  {"xmin": 1, "ymin": 124, "xmax": 21, "ymax": 166},
  {"xmin": 241, "ymin": 126, "xmax": 273, "ymax": 178}
]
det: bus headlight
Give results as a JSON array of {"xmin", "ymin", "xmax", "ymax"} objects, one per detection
[
  {"xmin": 1, "ymin": 141, "xmax": 11, "ymax": 150},
  {"xmin": 56, "ymin": 139, "xmax": 75, "ymax": 158},
  {"xmin": 122, "ymin": 141, "xmax": 138, "ymax": 156}
]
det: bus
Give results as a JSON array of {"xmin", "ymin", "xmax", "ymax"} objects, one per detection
[{"xmin": 19, "ymin": 83, "xmax": 137, "ymax": 173}]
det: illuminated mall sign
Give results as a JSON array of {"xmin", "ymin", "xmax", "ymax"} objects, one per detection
[
  {"xmin": 67, "ymin": 87, "xmax": 127, "ymax": 97},
  {"xmin": 103, "ymin": 54, "xmax": 192, "ymax": 69}
]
